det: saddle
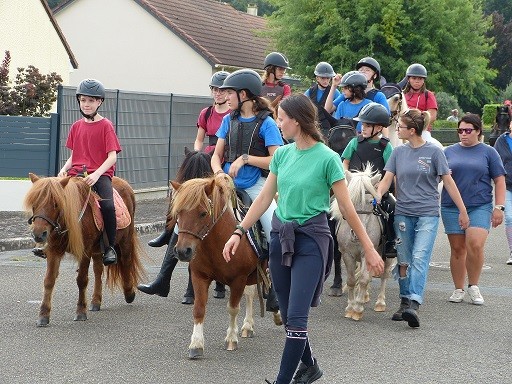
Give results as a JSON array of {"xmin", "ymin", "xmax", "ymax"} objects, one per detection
[{"xmin": 90, "ymin": 189, "xmax": 131, "ymax": 231}]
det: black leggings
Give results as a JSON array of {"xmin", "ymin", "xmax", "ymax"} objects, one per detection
[{"xmin": 93, "ymin": 176, "xmax": 116, "ymax": 248}]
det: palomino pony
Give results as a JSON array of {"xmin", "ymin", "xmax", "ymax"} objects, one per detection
[
  {"xmin": 24, "ymin": 174, "xmax": 145, "ymax": 327},
  {"xmin": 170, "ymin": 175, "xmax": 269, "ymax": 359},
  {"xmin": 330, "ymin": 166, "xmax": 396, "ymax": 321}
]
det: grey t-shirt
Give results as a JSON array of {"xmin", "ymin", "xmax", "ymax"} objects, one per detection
[{"xmin": 384, "ymin": 142, "xmax": 449, "ymax": 217}]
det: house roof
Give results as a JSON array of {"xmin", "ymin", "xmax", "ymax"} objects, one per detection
[
  {"xmin": 40, "ymin": 0, "xmax": 78, "ymax": 69},
  {"xmin": 53, "ymin": 0, "xmax": 272, "ymax": 71}
]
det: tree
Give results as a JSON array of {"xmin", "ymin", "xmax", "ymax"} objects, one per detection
[
  {"xmin": 267, "ymin": 0, "xmax": 496, "ymax": 112},
  {"xmin": 225, "ymin": 0, "xmax": 276, "ymax": 16},
  {"xmin": 0, "ymin": 51, "xmax": 63, "ymax": 117}
]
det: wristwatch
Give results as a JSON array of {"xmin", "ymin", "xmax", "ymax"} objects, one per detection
[
  {"xmin": 494, "ymin": 205, "xmax": 505, "ymax": 211},
  {"xmin": 242, "ymin": 153, "xmax": 249, "ymax": 164}
]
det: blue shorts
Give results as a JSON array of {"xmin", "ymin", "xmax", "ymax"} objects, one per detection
[{"xmin": 441, "ymin": 203, "xmax": 493, "ymax": 234}]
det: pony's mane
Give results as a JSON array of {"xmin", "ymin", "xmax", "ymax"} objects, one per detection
[
  {"xmin": 176, "ymin": 150, "xmax": 213, "ymax": 183},
  {"xmin": 24, "ymin": 176, "xmax": 87, "ymax": 258},
  {"xmin": 170, "ymin": 176, "xmax": 234, "ymax": 218},
  {"xmin": 347, "ymin": 166, "xmax": 378, "ymax": 209}
]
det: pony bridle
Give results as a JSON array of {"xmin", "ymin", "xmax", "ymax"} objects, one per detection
[
  {"xmin": 177, "ymin": 198, "xmax": 229, "ymax": 240},
  {"xmin": 28, "ymin": 214, "xmax": 68, "ymax": 235}
]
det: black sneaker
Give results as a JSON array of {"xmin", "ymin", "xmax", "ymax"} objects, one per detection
[{"xmin": 292, "ymin": 358, "xmax": 323, "ymax": 384}]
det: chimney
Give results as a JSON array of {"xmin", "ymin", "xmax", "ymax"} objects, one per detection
[{"xmin": 247, "ymin": 4, "xmax": 258, "ymax": 16}]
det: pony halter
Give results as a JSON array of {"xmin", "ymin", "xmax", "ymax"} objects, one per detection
[
  {"xmin": 178, "ymin": 198, "xmax": 229, "ymax": 240},
  {"xmin": 28, "ymin": 214, "xmax": 68, "ymax": 235}
]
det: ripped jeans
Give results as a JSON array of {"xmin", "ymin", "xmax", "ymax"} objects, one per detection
[{"xmin": 393, "ymin": 215, "xmax": 439, "ymax": 304}]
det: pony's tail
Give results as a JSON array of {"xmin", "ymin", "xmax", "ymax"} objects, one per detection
[{"xmin": 105, "ymin": 228, "xmax": 146, "ymax": 292}]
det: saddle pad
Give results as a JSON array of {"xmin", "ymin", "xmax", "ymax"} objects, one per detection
[{"xmin": 92, "ymin": 189, "xmax": 131, "ymax": 231}]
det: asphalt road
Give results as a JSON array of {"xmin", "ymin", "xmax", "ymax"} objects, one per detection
[{"xmin": 0, "ymin": 227, "xmax": 510, "ymax": 384}]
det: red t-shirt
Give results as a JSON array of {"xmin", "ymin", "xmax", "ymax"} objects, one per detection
[
  {"xmin": 66, "ymin": 118, "xmax": 122, "ymax": 177},
  {"xmin": 197, "ymin": 106, "xmax": 230, "ymax": 153}
]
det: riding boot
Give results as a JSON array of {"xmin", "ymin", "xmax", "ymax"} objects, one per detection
[
  {"xmin": 402, "ymin": 299, "xmax": 420, "ymax": 328},
  {"xmin": 148, "ymin": 227, "xmax": 173, "ymax": 248},
  {"xmin": 182, "ymin": 268, "xmax": 195, "ymax": 305},
  {"xmin": 137, "ymin": 232, "xmax": 179, "ymax": 297},
  {"xmin": 265, "ymin": 285, "xmax": 280, "ymax": 312},
  {"xmin": 102, "ymin": 246, "xmax": 118, "ymax": 266},
  {"xmin": 213, "ymin": 281, "xmax": 226, "ymax": 299},
  {"xmin": 391, "ymin": 297, "xmax": 410, "ymax": 321}
]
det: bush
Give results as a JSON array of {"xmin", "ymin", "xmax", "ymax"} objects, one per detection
[
  {"xmin": 435, "ymin": 91, "xmax": 461, "ymax": 121},
  {"xmin": 482, "ymin": 103, "xmax": 504, "ymax": 126},
  {"xmin": 0, "ymin": 50, "xmax": 62, "ymax": 117}
]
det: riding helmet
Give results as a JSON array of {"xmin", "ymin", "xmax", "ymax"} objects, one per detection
[
  {"xmin": 219, "ymin": 69, "xmax": 263, "ymax": 96},
  {"xmin": 353, "ymin": 102, "xmax": 391, "ymax": 127},
  {"xmin": 314, "ymin": 62, "xmax": 335, "ymax": 78},
  {"xmin": 356, "ymin": 57, "xmax": 381, "ymax": 80},
  {"xmin": 209, "ymin": 71, "xmax": 230, "ymax": 88},
  {"xmin": 406, "ymin": 63, "xmax": 428, "ymax": 78},
  {"xmin": 263, "ymin": 52, "xmax": 291, "ymax": 70},
  {"xmin": 340, "ymin": 71, "xmax": 367, "ymax": 88},
  {"xmin": 76, "ymin": 79, "xmax": 105, "ymax": 100}
]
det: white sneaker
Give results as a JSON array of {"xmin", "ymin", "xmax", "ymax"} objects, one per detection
[
  {"xmin": 507, "ymin": 253, "xmax": 512, "ymax": 265},
  {"xmin": 449, "ymin": 289, "xmax": 465, "ymax": 303},
  {"xmin": 467, "ymin": 285, "xmax": 484, "ymax": 305}
]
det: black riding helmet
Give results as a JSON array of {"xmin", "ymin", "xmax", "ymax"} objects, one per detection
[
  {"xmin": 263, "ymin": 52, "xmax": 291, "ymax": 70},
  {"xmin": 406, "ymin": 63, "xmax": 427, "ymax": 78},
  {"xmin": 209, "ymin": 71, "xmax": 230, "ymax": 88},
  {"xmin": 354, "ymin": 102, "xmax": 390, "ymax": 139},
  {"xmin": 75, "ymin": 79, "xmax": 105, "ymax": 120},
  {"xmin": 219, "ymin": 69, "xmax": 263, "ymax": 112},
  {"xmin": 356, "ymin": 57, "xmax": 381, "ymax": 81},
  {"xmin": 314, "ymin": 62, "xmax": 335, "ymax": 78}
]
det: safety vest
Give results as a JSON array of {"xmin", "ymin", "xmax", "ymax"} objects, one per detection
[
  {"xmin": 348, "ymin": 135, "xmax": 389, "ymax": 175},
  {"xmin": 261, "ymin": 81, "xmax": 285, "ymax": 102}
]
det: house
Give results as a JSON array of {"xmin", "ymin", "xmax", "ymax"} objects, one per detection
[
  {"xmin": 1, "ymin": 0, "xmax": 78, "ymax": 85},
  {"xmin": 53, "ymin": 0, "xmax": 272, "ymax": 96}
]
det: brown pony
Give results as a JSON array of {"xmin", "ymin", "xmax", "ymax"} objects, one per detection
[
  {"xmin": 24, "ymin": 173, "xmax": 145, "ymax": 327},
  {"xmin": 170, "ymin": 175, "xmax": 262, "ymax": 359}
]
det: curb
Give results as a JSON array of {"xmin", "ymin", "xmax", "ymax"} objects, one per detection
[{"xmin": 0, "ymin": 221, "xmax": 165, "ymax": 252}]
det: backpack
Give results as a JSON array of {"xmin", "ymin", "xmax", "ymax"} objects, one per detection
[{"xmin": 327, "ymin": 118, "xmax": 357, "ymax": 155}]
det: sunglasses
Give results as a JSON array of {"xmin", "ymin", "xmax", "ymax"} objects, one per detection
[{"xmin": 457, "ymin": 128, "xmax": 475, "ymax": 134}]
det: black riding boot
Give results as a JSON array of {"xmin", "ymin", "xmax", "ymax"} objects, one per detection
[
  {"xmin": 182, "ymin": 268, "xmax": 194, "ymax": 305},
  {"xmin": 402, "ymin": 299, "xmax": 420, "ymax": 328},
  {"xmin": 265, "ymin": 285, "xmax": 279, "ymax": 312},
  {"xmin": 137, "ymin": 232, "xmax": 178, "ymax": 297},
  {"xmin": 148, "ymin": 227, "xmax": 173, "ymax": 248},
  {"xmin": 103, "ymin": 246, "xmax": 118, "ymax": 266},
  {"xmin": 391, "ymin": 297, "xmax": 410, "ymax": 321}
]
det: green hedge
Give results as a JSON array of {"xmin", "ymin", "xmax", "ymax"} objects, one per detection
[{"xmin": 482, "ymin": 104, "xmax": 503, "ymax": 126}]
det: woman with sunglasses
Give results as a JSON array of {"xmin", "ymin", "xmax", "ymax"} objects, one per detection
[
  {"xmin": 376, "ymin": 108, "xmax": 469, "ymax": 328},
  {"xmin": 441, "ymin": 114, "xmax": 505, "ymax": 305}
]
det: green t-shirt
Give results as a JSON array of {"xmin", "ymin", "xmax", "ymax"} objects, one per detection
[
  {"xmin": 270, "ymin": 142, "xmax": 344, "ymax": 225},
  {"xmin": 341, "ymin": 136, "xmax": 393, "ymax": 163}
]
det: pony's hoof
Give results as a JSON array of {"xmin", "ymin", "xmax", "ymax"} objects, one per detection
[
  {"xmin": 329, "ymin": 287, "xmax": 343, "ymax": 297},
  {"xmin": 351, "ymin": 312, "xmax": 363, "ymax": 321},
  {"xmin": 374, "ymin": 303, "xmax": 386, "ymax": 312},
  {"xmin": 125, "ymin": 291, "xmax": 136, "ymax": 303},
  {"xmin": 273, "ymin": 311, "xmax": 283, "ymax": 326},
  {"xmin": 188, "ymin": 348, "xmax": 203, "ymax": 359},
  {"xmin": 344, "ymin": 310, "xmax": 354, "ymax": 319},
  {"xmin": 89, "ymin": 303, "xmax": 101, "ymax": 311},
  {"xmin": 37, "ymin": 317, "xmax": 49, "ymax": 327},
  {"xmin": 74, "ymin": 313, "xmax": 87, "ymax": 321},
  {"xmin": 241, "ymin": 328, "xmax": 254, "ymax": 338},
  {"xmin": 225, "ymin": 340, "xmax": 238, "ymax": 351}
]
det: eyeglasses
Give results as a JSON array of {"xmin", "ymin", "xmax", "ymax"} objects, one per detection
[
  {"xmin": 397, "ymin": 125, "xmax": 410, "ymax": 130},
  {"xmin": 210, "ymin": 87, "xmax": 225, "ymax": 93},
  {"xmin": 457, "ymin": 128, "xmax": 475, "ymax": 134}
]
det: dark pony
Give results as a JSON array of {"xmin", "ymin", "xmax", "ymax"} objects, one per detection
[
  {"xmin": 24, "ymin": 174, "xmax": 145, "ymax": 327},
  {"xmin": 169, "ymin": 175, "xmax": 262, "ymax": 359}
]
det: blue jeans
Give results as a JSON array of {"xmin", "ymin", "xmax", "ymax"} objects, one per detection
[
  {"xmin": 393, "ymin": 215, "xmax": 439, "ymax": 304},
  {"xmin": 505, "ymin": 190, "xmax": 512, "ymax": 227},
  {"xmin": 245, "ymin": 176, "xmax": 276, "ymax": 242}
]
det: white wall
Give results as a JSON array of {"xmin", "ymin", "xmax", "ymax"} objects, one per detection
[
  {"xmin": 1, "ymin": 0, "xmax": 72, "ymax": 86},
  {"xmin": 55, "ymin": 0, "xmax": 213, "ymax": 96}
]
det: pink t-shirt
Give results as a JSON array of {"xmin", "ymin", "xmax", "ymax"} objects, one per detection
[
  {"xmin": 66, "ymin": 118, "xmax": 121, "ymax": 177},
  {"xmin": 197, "ymin": 106, "xmax": 230, "ymax": 153}
]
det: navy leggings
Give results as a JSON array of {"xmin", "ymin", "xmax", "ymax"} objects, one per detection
[
  {"xmin": 269, "ymin": 232, "xmax": 323, "ymax": 383},
  {"xmin": 93, "ymin": 175, "xmax": 116, "ymax": 248}
]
